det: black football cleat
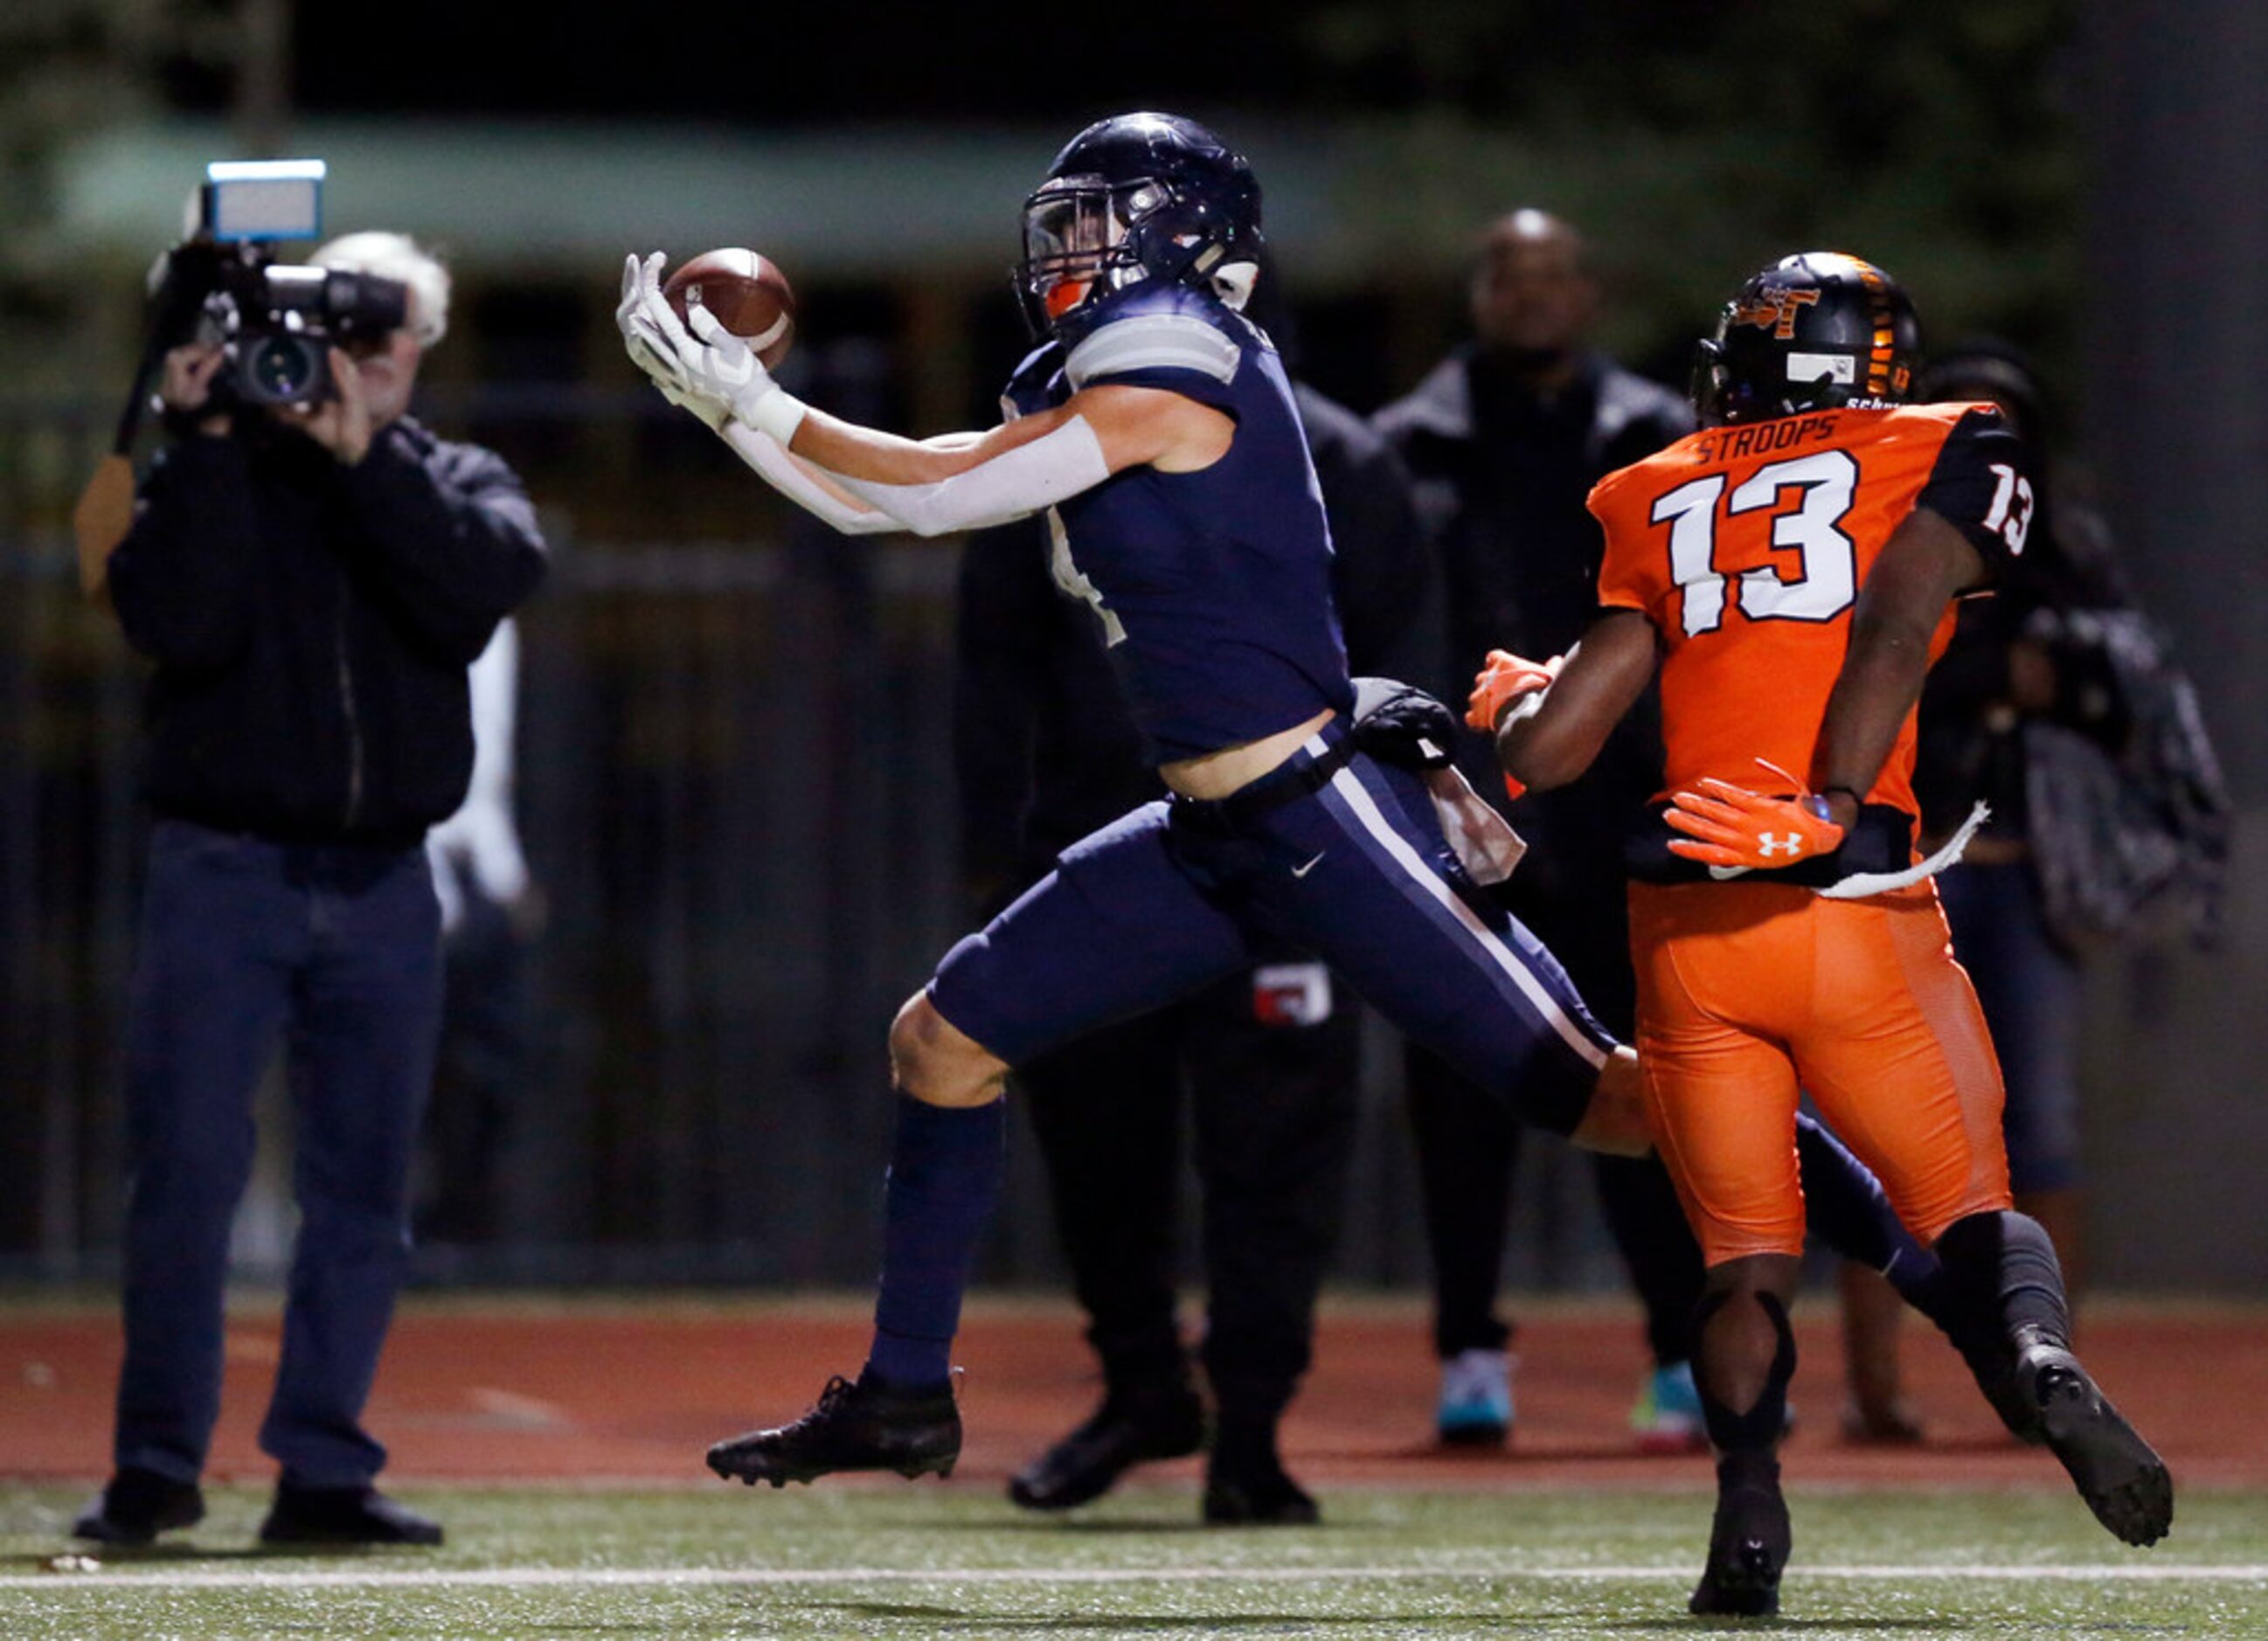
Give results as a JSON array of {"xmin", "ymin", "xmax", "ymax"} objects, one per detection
[
  {"xmin": 706, "ymin": 1371, "xmax": 961, "ymax": 1487},
  {"xmin": 71, "ymin": 1467, "xmax": 205, "ymax": 1547},
  {"xmin": 1202, "ymin": 1450, "xmax": 1320, "ymax": 1527},
  {"xmin": 2020, "ymin": 1340, "xmax": 2174, "ymax": 1548},
  {"xmin": 1688, "ymin": 1458, "xmax": 1790, "ymax": 1618},
  {"xmin": 258, "ymin": 1484, "xmax": 443, "ymax": 1547},
  {"xmin": 1009, "ymin": 1381, "xmax": 1205, "ymax": 1511}
]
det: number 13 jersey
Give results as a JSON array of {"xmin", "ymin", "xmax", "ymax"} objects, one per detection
[{"xmin": 1587, "ymin": 400, "xmax": 2034, "ymax": 822}]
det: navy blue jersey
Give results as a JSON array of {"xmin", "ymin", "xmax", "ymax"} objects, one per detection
[{"xmin": 1002, "ymin": 283, "xmax": 1356, "ymax": 765}]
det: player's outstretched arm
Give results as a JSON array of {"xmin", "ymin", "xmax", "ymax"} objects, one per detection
[
  {"xmin": 717, "ymin": 424, "xmax": 903, "ymax": 535},
  {"xmin": 1814, "ymin": 506, "xmax": 1985, "ymax": 827},
  {"xmin": 787, "ymin": 385, "xmax": 1228, "ymax": 537},
  {"xmin": 619, "ymin": 252, "xmax": 1226, "ymax": 537},
  {"xmin": 706, "ymin": 384, "xmax": 1217, "ymax": 540},
  {"xmin": 1492, "ymin": 610, "xmax": 1659, "ymax": 793}
]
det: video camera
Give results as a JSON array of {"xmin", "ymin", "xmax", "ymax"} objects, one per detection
[{"xmin": 154, "ymin": 161, "xmax": 406, "ymax": 409}]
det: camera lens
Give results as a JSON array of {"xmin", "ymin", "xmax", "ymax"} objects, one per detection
[{"xmin": 241, "ymin": 333, "xmax": 325, "ymax": 404}]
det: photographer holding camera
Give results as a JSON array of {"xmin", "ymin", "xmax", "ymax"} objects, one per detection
[{"xmin": 74, "ymin": 230, "xmax": 547, "ymax": 1549}]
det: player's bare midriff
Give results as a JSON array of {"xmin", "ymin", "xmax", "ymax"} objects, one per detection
[{"xmin": 1159, "ymin": 707, "xmax": 1337, "ymax": 801}]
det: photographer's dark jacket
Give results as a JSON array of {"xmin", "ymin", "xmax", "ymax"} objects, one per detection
[{"xmin": 109, "ymin": 416, "xmax": 547, "ymax": 847}]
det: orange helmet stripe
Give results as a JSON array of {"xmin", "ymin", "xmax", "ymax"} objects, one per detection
[{"xmin": 1841, "ymin": 256, "xmax": 1899, "ymax": 396}]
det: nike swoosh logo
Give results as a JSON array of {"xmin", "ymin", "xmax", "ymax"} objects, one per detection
[{"xmin": 1292, "ymin": 851, "xmax": 1327, "ymax": 879}]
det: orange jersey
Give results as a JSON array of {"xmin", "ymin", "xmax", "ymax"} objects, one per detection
[{"xmin": 1589, "ymin": 401, "xmax": 2032, "ymax": 818}]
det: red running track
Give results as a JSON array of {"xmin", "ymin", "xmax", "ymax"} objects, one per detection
[{"xmin": 3, "ymin": 1294, "xmax": 2259, "ymax": 1493}]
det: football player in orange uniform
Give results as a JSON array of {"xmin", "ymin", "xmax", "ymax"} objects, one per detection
[{"xmin": 1469, "ymin": 253, "xmax": 2171, "ymax": 1617}]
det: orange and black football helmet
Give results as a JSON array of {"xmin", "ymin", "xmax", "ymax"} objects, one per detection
[{"xmin": 1691, "ymin": 252, "xmax": 1923, "ymax": 426}]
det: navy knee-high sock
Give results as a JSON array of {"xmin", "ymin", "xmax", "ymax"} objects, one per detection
[
  {"xmin": 1935, "ymin": 1210, "xmax": 2071, "ymax": 1347},
  {"xmin": 1793, "ymin": 1113, "xmax": 1948, "ymax": 1319},
  {"xmin": 865, "ymin": 1094, "xmax": 1007, "ymax": 1390}
]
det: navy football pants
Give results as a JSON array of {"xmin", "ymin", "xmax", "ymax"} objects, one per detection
[
  {"xmin": 932, "ymin": 724, "xmax": 1614, "ymax": 1135},
  {"xmin": 114, "ymin": 820, "xmax": 442, "ymax": 1488}
]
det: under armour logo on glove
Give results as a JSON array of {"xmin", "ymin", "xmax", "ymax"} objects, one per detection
[{"xmin": 1665, "ymin": 766, "xmax": 1846, "ymax": 873}]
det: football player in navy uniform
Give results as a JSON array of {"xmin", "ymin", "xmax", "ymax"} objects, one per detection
[{"xmin": 618, "ymin": 113, "xmax": 1952, "ymax": 1492}]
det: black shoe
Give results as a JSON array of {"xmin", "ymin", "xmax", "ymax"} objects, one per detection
[
  {"xmin": 1688, "ymin": 1458, "xmax": 1789, "ymax": 1617},
  {"xmin": 1203, "ymin": 1451, "xmax": 1320, "ymax": 1527},
  {"xmin": 1009, "ymin": 1383, "xmax": 1205, "ymax": 1511},
  {"xmin": 707, "ymin": 1370, "xmax": 961, "ymax": 1487},
  {"xmin": 2019, "ymin": 1339, "xmax": 2173, "ymax": 1547},
  {"xmin": 72, "ymin": 1468, "xmax": 205, "ymax": 1547},
  {"xmin": 258, "ymin": 1484, "xmax": 442, "ymax": 1547}
]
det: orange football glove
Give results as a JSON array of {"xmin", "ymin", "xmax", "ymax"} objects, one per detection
[
  {"xmin": 1466, "ymin": 648, "xmax": 1560, "ymax": 734},
  {"xmin": 1664, "ymin": 777, "xmax": 1845, "ymax": 871}
]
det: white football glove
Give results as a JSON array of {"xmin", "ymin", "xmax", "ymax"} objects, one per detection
[
  {"xmin": 616, "ymin": 252, "xmax": 806, "ymax": 442},
  {"xmin": 617, "ymin": 254, "xmax": 722, "ymax": 428},
  {"xmin": 626, "ymin": 330, "xmax": 727, "ymax": 430}
]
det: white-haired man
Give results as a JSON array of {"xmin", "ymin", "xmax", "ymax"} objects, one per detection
[{"xmin": 74, "ymin": 232, "xmax": 547, "ymax": 1548}]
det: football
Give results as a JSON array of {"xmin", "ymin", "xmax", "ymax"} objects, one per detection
[{"xmin": 662, "ymin": 249, "xmax": 796, "ymax": 370}]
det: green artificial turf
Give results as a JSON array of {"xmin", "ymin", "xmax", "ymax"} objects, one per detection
[{"xmin": 3, "ymin": 1484, "xmax": 2264, "ymax": 1638}]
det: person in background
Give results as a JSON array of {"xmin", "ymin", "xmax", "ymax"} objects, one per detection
[
  {"xmin": 74, "ymin": 232, "xmax": 546, "ymax": 1548},
  {"xmin": 1373, "ymin": 208, "xmax": 1709, "ymax": 1447},
  {"xmin": 420, "ymin": 616, "xmax": 543, "ymax": 1250},
  {"xmin": 1377, "ymin": 210, "xmax": 1930, "ymax": 1446},
  {"xmin": 1915, "ymin": 340, "xmax": 2143, "ymax": 1290}
]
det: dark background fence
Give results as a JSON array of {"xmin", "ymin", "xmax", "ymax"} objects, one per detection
[{"xmin": 0, "ymin": 390, "xmax": 1637, "ymax": 1296}]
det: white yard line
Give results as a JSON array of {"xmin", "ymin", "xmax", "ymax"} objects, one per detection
[{"xmin": 4, "ymin": 1561, "xmax": 2265, "ymax": 1592}]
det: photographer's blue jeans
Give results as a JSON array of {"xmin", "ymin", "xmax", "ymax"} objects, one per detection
[{"xmin": 113, "ymin": 820, "xmax": 443, "ymax": 1489}]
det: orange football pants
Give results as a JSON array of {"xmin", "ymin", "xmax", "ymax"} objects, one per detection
[{"xmin": 1627, "ymin": 878, "xmax": 2013, "ymax": 1267}]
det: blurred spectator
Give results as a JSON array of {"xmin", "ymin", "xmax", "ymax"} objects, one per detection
[
  {"xmin": 1916, "ymin": 340, "xmax": 2229, "ymax": 1291},
  {"xmin": 1374, "ymin": 207, "xmax": 1713, "ymax": 1447},
  {"xmin": 959, "ymin": 336, "xmax": 1428, "ymax": 1522},
  {"xmin": 75, "ymin": 233, "xmax": 546, "ymax": 1549},
  {"xmin": 420, "ymin": 616, "xmax": 544, "ymax": 1249}
]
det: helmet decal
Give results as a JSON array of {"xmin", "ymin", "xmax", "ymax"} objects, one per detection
[{"xmin": 1731, "ymin": 286, "xmax": 1821, "ymax": 339}]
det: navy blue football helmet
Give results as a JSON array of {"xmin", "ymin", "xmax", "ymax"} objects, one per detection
[
  {"xmin": 1016, "ymin": 112, "xmax": 1264, "ymax": 339},
  {"xmin": 1690, "ymin": 252, "xmax": 1923, "ymax": 426}
]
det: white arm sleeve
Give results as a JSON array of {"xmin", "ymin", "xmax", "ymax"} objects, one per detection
[
  {"xmin": 830, "ymin": 416, "xmax": 1113, "ymax": 538},
  {"xmin": 719, "ymin": 421, "xmax": 901, "ymax": 536}
]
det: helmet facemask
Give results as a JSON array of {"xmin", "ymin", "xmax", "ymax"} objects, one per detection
[
  {"xmin": 1017, "ymin": 175, "xmax": 1167, "ymax": 329},
  {"xmin": 1015, "ymin": 174, "xmax": 1252, "ymax": 336}
]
